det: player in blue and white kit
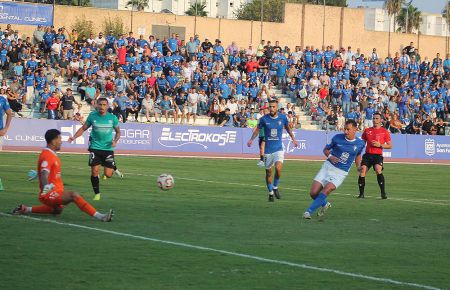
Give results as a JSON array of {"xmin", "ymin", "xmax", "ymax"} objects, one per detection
[
  {"xmin": 303, "ymin": 119, "xmax": 365, "ymax": 219},
  {"xmin": 248, "ymin": 100, "xmax": 298, "ymax": 202},
  {"xmin": 0, "ymin": 96, "xmax": 13, "ymax": 150}
]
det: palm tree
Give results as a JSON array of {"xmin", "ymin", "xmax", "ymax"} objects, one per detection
[
  {"xmin": 125, "ymin": 0, "xmax": 150, "ymax": 11},
  {"xmin": 443, "ymin": 1, "xmax": 450, "ymax": 54},
  {"xmin": 385, "ymin": 0, "xmax": 403, "ymax": 31},
  {"xmin": 442, "ymin": 1, "xmax": 450, "ymax": 27},
  {"xmin": 185, "ymin": 1, "xmax": 208, "ymax": 17},
  {"xmin": 384, "ymin": 0, "xmax": 404, "ymax": 54},
  {"xmin": 396, "ymin": 5, "xmax": 421, "ymax": 33}
]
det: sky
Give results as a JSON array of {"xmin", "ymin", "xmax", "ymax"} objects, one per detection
[{"xmin": 348, "ymin": 0, "xmax": 448, "ymax": 14}]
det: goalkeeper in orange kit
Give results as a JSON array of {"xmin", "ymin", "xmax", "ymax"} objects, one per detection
[{"xmin": 13, "ymin": 129, "xmax": 113, "ymax": 222}]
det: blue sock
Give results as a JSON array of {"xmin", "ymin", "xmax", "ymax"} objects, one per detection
[
  {"xmin": 307, "ymin": 193, "xmax": 327, "ymax": 214},
  {"xmin": 312, "ymin": 194, "xmax": 328, "ymax": 207},
  {"xmin": 267, "ymin": 183, "xmax": 274, "ymax": 193},
  {"xmin": 273, "ymin": 178, "xmax": 280, "ymax": 188}
]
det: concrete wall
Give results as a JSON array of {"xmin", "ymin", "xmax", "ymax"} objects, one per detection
[{"xmin": 11, "ymin": 3, "xmax": 448, "ymax": 59}]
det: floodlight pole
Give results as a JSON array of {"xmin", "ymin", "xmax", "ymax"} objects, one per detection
[
  {"xmin": 260, "ymin": 0, "xmax": 263, "ymax": 41},
  {"xmin": 322, "ymin": 0, "xmax": 326, "ymax": 47},
  {"xmin": 131, "ymin": 6, "xmax": 134, "ymax": 32},
  {"xmin": 194, "ymin": 0, "xmax": 197, "ymax": 35},
  {"xmin": 52, "ymin": 0, "xmax": 55, "ymax": 26}
]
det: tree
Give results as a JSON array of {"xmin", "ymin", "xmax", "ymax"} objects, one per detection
[
  {"xmin": 396, "ymin": 5, "xmax": 421, "ymax": 33},
  {"xmin": 385, "ymin": 0, "xmax": 403, "ymax": 31},
  {"xmin": 185, "ymin": 1, "xmax": 208, "ymax": 17},
  {"xmin": 442, "ymin": 1, "xmax": 450, "ymax": 30},
  {"xmin": 103, "ymin": 16, "xmax": 126, "ymax": 36},
  {"xmin": 125, "ymin": 0, "xmax": 149, "ymax": 11},
  {"xmin": 235, "ymin": 0, "xmax": 347, "ymax": 23},
  {"xmin": 384, "ymin": 0, "xmax": 403, "ymax": 54},
  {"xmin": 71, "ymin": 15, "xmax": 95, "ymax": 40}
]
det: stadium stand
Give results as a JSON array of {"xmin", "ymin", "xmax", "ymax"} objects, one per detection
[{"xmin": 0, "ymin": 24, "xmax": 448, "ymax": 135}]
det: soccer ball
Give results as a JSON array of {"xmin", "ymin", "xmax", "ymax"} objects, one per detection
[{"xmin": 157, "ymin": 174, "xmax": 175, "ymax": 191}]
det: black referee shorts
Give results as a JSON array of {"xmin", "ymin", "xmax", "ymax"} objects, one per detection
[{"xmin": 361, "ymin": 153, "xmax": 384, "ymax": 170}]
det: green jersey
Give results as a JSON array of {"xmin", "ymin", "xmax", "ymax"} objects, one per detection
[
  {"xmin": 258, "ymin": 119, "xmax": 265, "ymax": 138},
  {"xmin": 247, "ymin": 119, "xmax": 257, "ymax": 128},
  {"xmin": 85, "ymin": 111, "xmax": 119, "ymax": 151}
]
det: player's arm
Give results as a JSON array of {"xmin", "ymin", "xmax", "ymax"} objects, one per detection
[
  {"xmin": 0, "ymin": 108, "xmax": 12, "ymax": 136},
  {"xmin": 323, "ymin": 138, "xmax": 339, "ymax": 164},
  {"xmin": 284, "ymin": 123, "xmax": 298, "ymax": 148},
  {"xmin": 355, "ymin": 154, "xmax": 362, "ymax": 172},
  {"xmin": 378, "ymin": 139, "xmax": 392, "ymax": 149},
  {"xmin": 112, "ymin": 125, "xmax": 121, "ymax": 147},
  {"xmin": 372, "ymin": 132, "xmax": 393, "ymax": 149},
  {"xmin": 68, "ymin": 123, "xmax": 90, "ymax": 143},
  {"xmin": 39, "ymin": 164, "xmax": 55, "ymax": 194},
  {"xmin": 323, "ymin": 147, "xmax": 338, "ymax": 164},
  {"xmin": 247, "ymin": 127, "xmax": 260, "ymax": 147},
  {"xmin": 40, "ymin": 169, "xmax": 50, "ymax": 187}
]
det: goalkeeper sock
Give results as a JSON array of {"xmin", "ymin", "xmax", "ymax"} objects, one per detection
[
  {"xmin": 31, "ymin": 205, "xmax": 55, "ymax": 214},
  {"xmin": 74, "ymin": 195, "xmax": 97, "ymax": 217}
]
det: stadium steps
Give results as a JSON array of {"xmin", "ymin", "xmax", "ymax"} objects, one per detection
[
  {"xmin": 14, "ymin": 80, "xmax": 322, "ymax": 130},
  {"xmin": 270, "ymin": 88, "xmax": 322, "ymax": 130}
]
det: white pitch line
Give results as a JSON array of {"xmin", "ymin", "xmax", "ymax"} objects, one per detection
[
  {"xmin": 0, "ymin": 213, "xmax": 444, "ymax": 290},
  {"xmin": 1, "ymin": 150, "xmax": 450, "ymax": 166},
  {"xmin": 1, "ymin": 164, "xmax": 450, "ymax": 205},
  {"xmin": 127, "ymin": 171, "xmax": 450, "ymax": 205}
]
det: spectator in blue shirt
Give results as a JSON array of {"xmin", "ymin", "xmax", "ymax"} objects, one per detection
[
  {"xmin": 126, "ymin": 95, "xmax": 140, "ymax": 122},
  {"xmin": 114, "ymin": 91, "xmax": 130, "ymax": 122},
  {"xmin": 364, "ymin": 102, "xmax": 375, "ymax": 128}
]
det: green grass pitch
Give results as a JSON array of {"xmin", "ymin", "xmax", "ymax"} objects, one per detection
[{"xmin": 0, "ymin": 152, "xmax": 449, "ymax": 290}]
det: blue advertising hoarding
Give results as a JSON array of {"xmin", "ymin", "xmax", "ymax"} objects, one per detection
[
  {"xmin": 151, "ymin": 124, "xmax": 242, "ymax": 153},
  {"xmin": 0, "ymin": 1, "xmax": 53, "ymax": 26},
  {"xmin": 2, "ymin": 118, "xmax": 450, "ymax": 162}
]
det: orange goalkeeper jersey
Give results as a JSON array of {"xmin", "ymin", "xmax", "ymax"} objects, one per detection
[{"xmin": 38, "ymin": 148, "xmax": 64, "ymax": 194}]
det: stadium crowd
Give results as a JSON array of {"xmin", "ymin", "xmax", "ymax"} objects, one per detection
[{"xmin": 0, "ymin": 23, "xmax": 448, "ymax": 135}]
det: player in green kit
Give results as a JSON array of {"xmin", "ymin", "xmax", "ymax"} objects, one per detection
[{"xmin": 69, "ymin": 98, "xmax": 123, "ymax": 200}]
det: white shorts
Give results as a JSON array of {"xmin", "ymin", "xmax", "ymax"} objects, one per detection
[
  {"xmin": 187, "ymin": 106, "xmax": 197, "ymax": 114},
  {"xmin": 364, "ymin": 119, "xmax": 373, "ymax": 128},
  {"xmin": 264, "ymin": 150, "xmax": 284, "ymax": 169},
  {"xmin": 0, "ymin": 135, "xmax": 3, "ymax": 150},
  {"xmin": 314, "ymin": 161, "xmax": 348, "ymax": 189}
]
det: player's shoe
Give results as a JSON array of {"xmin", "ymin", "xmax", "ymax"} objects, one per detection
[
  {"xmin": 93, "ymin": 193, "xmax": 101, "ymax": 201},
  {"xmin": 357, "ymin": 194, "xmax": 365, "ymax": 199},
  {"xmin": 257, "ymin": 160, "xmax": 265, "ymax": 168},
  {"xmin": 273, "ymin": 188, "xmax": 281, "ymax": 199},
  {"xmin": 268, "ymin": 193, "xmax": 275, "ymax": 202},
  {"xmin": 101, "ymin": 209, "xmax": 114, "ymax": 222},
  {"xmin": 12, "ymin": 204, "xmax": 27, "ymax": 215},
  {"xmin": 381, "ymin": 193, "xmax": 388, "ymax": 199},
  {"xmin": 303, "ymin": 211, "xmax": 311, "ymax": 219},
  {"xmin": 317, "ymin": 202, "xmax": 331, "ymax": 217},
  {"xmin": 114, "ymin": 169, "xmax": 124, "ymax": 178}
]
